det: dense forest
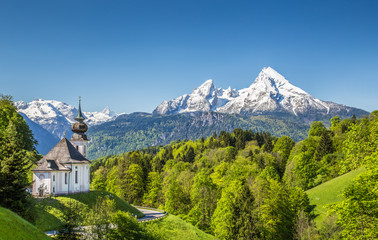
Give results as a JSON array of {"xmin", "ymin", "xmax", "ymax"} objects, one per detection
[
  {"xmin": 90, "ymin": 112, "xmax": 378, "ymax": 239},
  {"xmin": 87, "ymin": 112, "xmax": 310, "ymax": 159}
]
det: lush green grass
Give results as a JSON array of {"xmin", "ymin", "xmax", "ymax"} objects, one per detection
[
  {"xmin": 34, "ymin": 191, "xmax": 144, "ymax": 231},
  {"xmin": 306, "ymin": 167, "xmax": 366, "ymax": 226},
  {"xmin": 0, "ymin": 207, "xmax": 50, "ymax": 240},
  {"xmin": 143, "ymin": 214, "xmax": 217, "ymax": 240}
]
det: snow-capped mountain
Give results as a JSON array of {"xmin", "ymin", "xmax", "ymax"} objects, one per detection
[
  {"xmin": 153, "ymin": 67, "xmax": 368, "ymax": 121},
  {"xmin": 15, "ymin": 99, "xmax": 120, "ymax": 139}
]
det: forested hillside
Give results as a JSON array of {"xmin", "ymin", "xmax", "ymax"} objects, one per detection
[
  {"xmin": 87, "ymin": 112, "xmax": 309, "ymax": 159},
  {"xmin": 90, "ymin": 111, "xmax": 378, "ymax": 239}
]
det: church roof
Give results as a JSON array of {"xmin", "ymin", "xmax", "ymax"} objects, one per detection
[{"xmin": 32, "ymin": 138, "xmax": 90, "ymax": 172}]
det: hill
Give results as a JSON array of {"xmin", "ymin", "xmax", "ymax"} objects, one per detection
[
  {"xmin": 306, "ymin": 167, "xmax": 366, "ymax": 225},
  {"xmin": 144, "ymin": 214, "xmax": 216, "ymax": 240},
  {"xmin": 87, "ymin": 112, "xmax": 309, "ymax": 159},
  {"xmin": 0, "ymin": 207, "xmax": 50, "ymax": 240},
  {"xmin": 34, "ymin": 191, "xmax": 144, "ymax": 231}
]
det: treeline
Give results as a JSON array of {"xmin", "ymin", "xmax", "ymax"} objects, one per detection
[
  {"xmin": 91, "ymin": 129, "xmax": 308, "ymax": 239},
  {"xmin": 91, "ymin": 112, "xmax": 378, "ymax": 239},
  {"xmin": 87, "ymin": 112, "xmax": 309, "ymax": 159}
]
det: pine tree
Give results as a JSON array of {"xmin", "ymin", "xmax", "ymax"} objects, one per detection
[
  {"xmin": 0, "ymin": 95, "xmax": 37, "ymax": 218},
  {"xmin": 314, "ymin": 131, "xmax": 334, "ymax": 161}
]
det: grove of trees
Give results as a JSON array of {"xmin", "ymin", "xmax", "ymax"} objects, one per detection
[{"xmin": 90, "ymin": 112, "xmax": 378, "ymax": 239}]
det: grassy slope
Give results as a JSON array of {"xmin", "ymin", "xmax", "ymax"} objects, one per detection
[
  {"xmin": 35, "ymin": 191, "xmax": 144, "ymax": 231},
  {"xmin": 0, "ymin": 207, "xmax": 50, "ymax": 240},
  {"xmin": 306, "ymin": 167, "xmax": 366, "ymax": 226},
  {"xmin": 144, "ymin": 215, "xmax": 217, "ymax": 240}
]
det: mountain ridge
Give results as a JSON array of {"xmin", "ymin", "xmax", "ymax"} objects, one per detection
[
  {"xmin": 153, "ymin": 67, "xmax": 368, "ymax": 122},
  {"xmin": 15, "ymin": 99, "xmax": 121, "ymax": 154},
  {"xmin": 15, "ymin": 67, "xmax": 369, "ymax": 157}
]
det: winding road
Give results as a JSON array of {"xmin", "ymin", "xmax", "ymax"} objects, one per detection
[
  {"xmin": 136, "ymin": 207, "xmax": 166, "ymax": 222},
  {"xmin": 45, "ymin": 207, "xmax": 166, "ymax": 236}
]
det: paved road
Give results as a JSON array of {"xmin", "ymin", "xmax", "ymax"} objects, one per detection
[
  {"xmin": 45, "ymin": 207, "xmax": 165, "ymax": 236},
  {"xmin": 136, "ymin": 208, "xmax": 166, "ymax": 222}
]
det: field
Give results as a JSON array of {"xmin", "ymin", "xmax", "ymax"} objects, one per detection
[
  {"xmin": 306, "ymin": 167, "xmax": 366, "ymax": 226},
  {"xmin": 0, "ymin": 207, "xmax": 50, "ymax": 240}
]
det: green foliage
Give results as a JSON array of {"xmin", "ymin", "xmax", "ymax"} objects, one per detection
[
  {"xmin": 89, "ymin": 113, "xmax": 377, "ymax": 239},
  {"xmin": 332, "ymin": 166, "xmax": 378, "ymax": 239},
  {"xmin": 306, "ymin": 167, "xmax": 366, "ymax": 226},
  {"xmin": 341, "ymin": 115, "xmax": 377, "ymax": 173},
  {"xmin": 87, "ymin": 112, "xmax": 309, "ymax": 159},
  {"xmin": 284, "ymin": 113, "xmax": 378, "ymax": 191},
  {"xmin": 118, "ymin": 163, "xmax": 144, "ymax": 204},
  {"xmin": 273, "ymin": 135, "xmax": 295, "ymax": 161},
  {"xmin": 0, "ymin": 95, "xmax": 39, "ymax": 220},
  {"xmin": 109, "ymin": 211, "xmax": 154, "ymax": 240},
  {"xmin": 84, "ymin": 196, "xmax": 116, "ymax": 239},
  {"xmin": 56, "ymin": 200, "xmax": 81, "ymax": 239},
  {"xmin": 143, "ymin": 172, "xmax": 163, "ymax": 207},
  {"xmin": 90, "ymin": 129, "xmax": 311, "ymax": 239},
  {"xmin": 34, "ymin": 191, "xmax": 143, "ymax": 231},
  {"xmin": 187, "ymin": 170, "xmax": 217, "ymax": 231},
  {"xmin": 143, "ymin": 214, "xmax": 216, "ymax": 240},
  {"xmin": 308, "ymin": 121, "xmax": 327, "ymax": 137},
  {"xmin": 90, "ymin": 166, "xmax": 107, "ymax": 191}
]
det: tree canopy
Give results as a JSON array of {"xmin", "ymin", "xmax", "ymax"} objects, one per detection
[{"xmin": 0, "ymin": 95, "xmax": 38, "ymax": 219}]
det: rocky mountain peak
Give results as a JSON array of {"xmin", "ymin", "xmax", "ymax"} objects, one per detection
[
  {"xmin": 192, "ymin": 79, "xmax": 215, "ymax": 98},
  {"xmin": 101, "ymin": 106, "xmax": 116, "ymax": 117},
  {"xmin": 16, "ymin": 99, "xmax": 120, "ymax": 139},
  {"xmin": 154, "ymin": 67, "xmax": 368, "ymax": 119}
]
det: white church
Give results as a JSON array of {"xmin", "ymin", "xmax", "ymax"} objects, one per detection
[{"xmin": 32, "ymin": 98, "xmax": 91, "ymax": 196}]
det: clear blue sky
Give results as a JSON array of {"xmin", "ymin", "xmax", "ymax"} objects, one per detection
[{"xmin": 1, "ymin": 0, "xmax": 377, "ymax": 113}]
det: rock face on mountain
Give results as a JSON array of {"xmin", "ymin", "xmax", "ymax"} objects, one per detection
[{"xmin": 153, "ymin": 67, "xmax": 368, "ymax": 122}]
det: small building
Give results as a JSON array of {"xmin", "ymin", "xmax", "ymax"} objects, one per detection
[{"xmin": 32, "ymin": 98, "xmax": 90, "ymax": 196}]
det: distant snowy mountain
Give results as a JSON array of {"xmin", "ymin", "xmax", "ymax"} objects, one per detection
[
  {"xmin": 18, "ymin": 112, "xmax": 60, "ymax": 154},
  {"xmin": 15, "ymin": 99, "xmax": 120, "ymax": 142},
  {"xmin": 153, "ymin": 67, "xmax": 368, "ymax": 122}
]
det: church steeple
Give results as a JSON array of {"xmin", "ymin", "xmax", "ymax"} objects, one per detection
[
  {"xmin": 74, "ymin": 96, "xmax": 85, "ymax": 122},
  {"xmin": 71, "ymin": 97, "xmax": 89, "ymax": 158}
]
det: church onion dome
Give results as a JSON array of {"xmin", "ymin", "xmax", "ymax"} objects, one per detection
[
  {"xmin": 71, "ymin": 96, "xmax": 88, "ymax": 134},
  {"xmin": 71, "ymin": 122, "xmax": 88, "ymax": 134}
]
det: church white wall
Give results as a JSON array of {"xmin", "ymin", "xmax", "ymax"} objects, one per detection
[
  {"xmin": 71, "ymin": 163, "xmax": 90, "ymax": 193},
  {"xmin": 33, "ymin": 164, "xmax": 89, "ymax": 196},
  {"xmin": 70, "ymin": 140, "xmax": 88, "ymax": 158},
  {"xmin": 56, "ymin": 172, "xmax": 69, "ymax": 194},
  {"xmin": 33, "ymin": 172, "xmax": 51, "ymax": 196}
]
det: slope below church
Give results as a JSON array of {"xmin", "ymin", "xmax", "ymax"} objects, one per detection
[{"xmin": 32, "ymin": 98, "xmax": 90, "ymax": 196}]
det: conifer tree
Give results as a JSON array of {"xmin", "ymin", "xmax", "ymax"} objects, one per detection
[{"xmin": 0, "ymin": 95, "xmax": 37, "ymax": 218}]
